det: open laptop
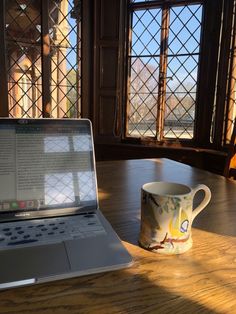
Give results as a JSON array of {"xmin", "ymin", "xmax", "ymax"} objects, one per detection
[{"xmin": 0, "ymin": 118, "xmax": 132, "ymax": 289}]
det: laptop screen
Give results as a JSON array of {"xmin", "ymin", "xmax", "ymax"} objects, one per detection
[{"xmin": 0, "ymin": 119, "xmax": 97, "ymax": 215}]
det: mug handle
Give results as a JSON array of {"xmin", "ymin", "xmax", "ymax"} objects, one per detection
[{"xmin": 191, "ymin": 184, "xmax": 211, "ymax": 221}]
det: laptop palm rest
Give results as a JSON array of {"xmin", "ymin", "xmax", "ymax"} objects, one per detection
[
  {"xmin": 65, "ymin": 236, "xmax": 132, "ymax": 274},
  {"xmin": 0, "ymin": 243, "xmax": 70, "ymax": 285}
]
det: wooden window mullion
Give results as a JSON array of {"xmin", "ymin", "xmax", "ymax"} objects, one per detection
[
  {"xmin": 41, "ymin": 0, "xmax": 51, "ymax": 118},
  {"xmin": 125, "ymin": 9, "xmax": 134, "ymax": 137},
  {"xmin": 0, "ymin": 0, "xmax": 9, "ymax": 117},
  {"xmin": 156, "ymin": 5, "xmax": 169, "ymax": 141},
  {"xmin": 224, "ymin": 0, "xmax": 236, "ymax": 144}
]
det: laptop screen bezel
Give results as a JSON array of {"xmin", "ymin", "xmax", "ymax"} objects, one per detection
[{"xmin": 0, "ymin": 118, "xmax": 99, "ymax": 222}]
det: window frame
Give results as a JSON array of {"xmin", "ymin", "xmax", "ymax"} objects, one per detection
[
  {"xmin": 123, "ymin": 0, "xmax": 234, "ymax": 150},
  {"xmin": 0, "ymin": 0, "xmax": 82, "ymax": 119},
  {"xmin": 125, "ymin": 0, "xmax": 204, "ymax": 145}
]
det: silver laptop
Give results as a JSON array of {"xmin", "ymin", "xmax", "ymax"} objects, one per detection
[{"xmin": 0, "ymin": 118, "xmax": 132, "ymax": 289}]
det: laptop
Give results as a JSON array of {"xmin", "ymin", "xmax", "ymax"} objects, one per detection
[{"xmin": 0, "ymin": 118, "xmax": 132, "ymax": 289}]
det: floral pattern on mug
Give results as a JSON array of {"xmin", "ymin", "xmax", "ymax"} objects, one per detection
[{"xmin": 139, "ymin": 182, "xmax": 211, "ymax": 254}]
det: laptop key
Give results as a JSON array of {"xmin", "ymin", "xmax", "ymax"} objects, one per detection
[
  {"xmin": 84, "ymin": 214, "xmax": 94, "ymax": 218},
  {"xmin": 7, "ymin": 239, "xmax": 38, "ymax": 246},
  {"xmin": 0, "ymin": 214, "xmax": 106, "ymax": 249}
]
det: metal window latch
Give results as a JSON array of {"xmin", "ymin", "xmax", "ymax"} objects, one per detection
[{"xmin": 159, "ymin": 72, "xmax": 173, "ymax": 80}]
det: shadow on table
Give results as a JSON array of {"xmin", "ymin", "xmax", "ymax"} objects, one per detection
[
  {"xmin": 117, "ymin": 218, "xmax": 236, "ymax": 308},
  {"xmin": 0, "ymin": 265, "xmax": 221, "ymax": 314}
]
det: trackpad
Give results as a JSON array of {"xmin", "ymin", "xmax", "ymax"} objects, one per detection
[{"xmin": 0, "ymin": 243, "xmax": 70, "ymax": 284}]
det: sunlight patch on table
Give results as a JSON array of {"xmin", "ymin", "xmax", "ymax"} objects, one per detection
[{"xmin": 121, "ymin": 228, "xmax": 236, "ymax": 313}]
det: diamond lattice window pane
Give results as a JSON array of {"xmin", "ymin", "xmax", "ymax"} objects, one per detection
[
  {"xmin": 127, "ymin": 7, "xmax": 161, "ymax": 137},
  {"xmin": 127, "ymin": 2, "xmax": 203, "ymax": 140},
  {"xmin": 131, "ymin": 9, "xmax": 161, "ymax": 56},
  {"xmin": 164, "ymin": 28, "xmax": 201, "ymax": 134},
  {"xmin": 5, "ymin": 0, "xmax": 81, "ymax": 119},
  {"xmin": 168, "ymin": 5, "xmax": 202, "ymax": 55},
  {"xmin": 49, "ymin": 0, "xmax": 81, "ymax": 118},
  {"xmin": 128, "ymin": 55, "xmax": 160, "ymax": 137},
  {"xmin": 164, "ymin": 5, "xmax": 202, "ymax": 139},
  {"xmin": 6, "ymin": 0, "xmax": 43, "ymax": 118}
]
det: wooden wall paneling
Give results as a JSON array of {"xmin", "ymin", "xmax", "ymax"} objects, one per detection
[
  {"xmin": 98, "ymin": 95, "xmax": 116, "ymax": 136},
  {"xmin": 94, "ymin": 142, "xmax": 226, "ymax": 175},
  {"xmin": 81, "ymin": 0, "xmax": 93, "ymax": 119},
  {"xmin": 99, "ymin": 47, "xmax": 118, "ymax": 89},
  {"xmin": 0, "ymin": 0, "xmax": 9, "ymax": 117},
  {"xmin": 223, "ymin": 0, "xmax": 236, "ymax": 144},
  {"xmin": 100, "ymin": 0, "xmax": 119, "ymax": 40},
  {"xmin": 213, "ymin": 0, "xmax": 235, "ymax": 148},
  {"xmin": 98, "ymin": 45, "xmax": 119, "ymax": 136},
  {"xmin": 194, "ymin": 0, "xmax": 223, "ymax": 147},
  {"xmin": 93, "ymin": 0, "xmax": 124, "ymax": 142}
]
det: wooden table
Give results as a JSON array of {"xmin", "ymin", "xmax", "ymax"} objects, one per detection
[{"xmin": 1, "ymin": 159, "xmax": 236, "ymax": 314}]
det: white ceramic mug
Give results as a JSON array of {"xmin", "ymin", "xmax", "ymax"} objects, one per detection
[{"xmin": 139, "ymin": 181, "xmax": 211, "ymax": 254}]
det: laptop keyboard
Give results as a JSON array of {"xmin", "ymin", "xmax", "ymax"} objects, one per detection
[{"xmin": 0, "ymin": 214, "xmax": 106, "ymax": 250}]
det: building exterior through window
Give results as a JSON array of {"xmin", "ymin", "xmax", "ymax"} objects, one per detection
[
  {"xmin": 126, "ymin": 0, "xmax": 203, "ymax": 140},
  {"xmin": 4, "ymin": 0, "xmax": 81, "ymax": 118}
]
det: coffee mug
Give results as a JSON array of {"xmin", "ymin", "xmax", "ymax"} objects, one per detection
[{"xmin": 139, "ymin": 182, "xmax": 211, "ymax": 254}]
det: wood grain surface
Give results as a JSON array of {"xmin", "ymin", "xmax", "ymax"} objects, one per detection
[{"xmin": 1, "ymin": 159, "xmax": 236, "ymax": 314}]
